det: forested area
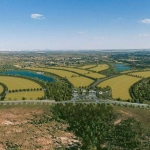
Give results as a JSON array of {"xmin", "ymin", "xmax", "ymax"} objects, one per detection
[
  {"xmin": 52, "ymin": 104, "xmax": 150, "ymax": 150},
  {"xmin": 46, "ymin": 80, "xmax": 73, "ymax": 101},
  {"xmin": 131, "ymin": 77, "xmax": 150, "ymax": 103}
]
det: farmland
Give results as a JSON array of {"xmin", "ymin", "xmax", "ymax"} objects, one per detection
[
  {"xmin": 5, "ymin": 91, "xmax": 44, "ymax": 100},
  {"xmin": 79, "ymin": 64, "xmax": 96, "ymax": 69},
  {"xmin": 67, "ymin": 76, "xmax": 94, "ymax": 87},
  {"xmin": 130, "ymin": 71, "xmax": 150, "ymax": 78},
  {"xmin": 29, "ymin": 67, "xmax": 94, "ymax": 87},
  {"xmin": 98, "ymin": 75, "xmax": 141, "ymax": 100},
  {"xmin": 89, "ymin": 64, "xmax": 109, "ymax": 72},
  {"xmin": 0, "ymin": 85, "xmax": 3, "ymax": 93},
  {"xmin": 0, "ymin": 76, "xmax": 42, "ymax": 91},
  {"xmin": 30, "ymin": 67, "xmax": 78, "ymax": 78},
  {"xmin": 50, "ymin": 67, "xmax": 106, "ymax": 79}
]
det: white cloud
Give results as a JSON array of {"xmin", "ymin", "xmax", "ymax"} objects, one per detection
[
  {"xmin": 139, "ymin": 33, "xmax": 149, "ymax": 37},
  {"xmin": 141, "ymin": 19, "xmax": 150, "ymax": 24},
  {"xmin": 31, "ymin": 14, "xmax": 44, "ymax": 19}
]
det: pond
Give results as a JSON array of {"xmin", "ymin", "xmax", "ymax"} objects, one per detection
[
  {"xmin": 1, "ymin": 70, "xmax": 54, "ymax": 82},
  {"xmin": 113, "ymin": 63, "xmax": 131, "ymax": 72}
]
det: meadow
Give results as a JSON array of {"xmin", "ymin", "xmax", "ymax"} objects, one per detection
[
  {"xmin": 5, "ymin": 91, "xmax": 44, "ymax": 100},
  {"xmin": 67, "ymin": 76, "xmax": 94, "ymax": 87},
  {"xmin": 130, "ymin": 71, "xmax": 150, "ymax": 78},
  {"xmin": 0, "ymin": 76, "xmax": 42, "ymax": 91},
  {"xmin": 0, "ymin": 85, "xmax": 3, "ymax": 93},
  {"xmin": 89, "ymin": 64, "xmax": 109, "ymax": 72},
  {"xmin": 98, "ymin": 75, "xmax": 141, "ymax": 100}
]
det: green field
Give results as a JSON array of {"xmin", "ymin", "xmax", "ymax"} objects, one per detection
[
  {"xmin": 89, "ymin": 64, "xmax": 109, "ymax": 72},
  {"xmin": 0, "ymin": 85, "xmax": 3, "ymax": 93},
  {"xmin": 130, "ymin": 71, "xmax": 150, "ymax": 78},
  {"xmin": 5, "ymin": 91, "xmax": 44, "ymax": 100},
  {"xmin": 50, "ymin": 67, "xmax": 106, "ymax": 79},
  {"xmin": 98, "ymin": 75, "xmax": 141, "ymax": 100},
  {"xmin": 0, "ymin": 76, "xmax": 42, "ymax": 91},
  {"xmin": 79, "ymin": 64, "xmax": 96, "ymax": 69},
  {"xmin": 67, "ymin": 76, "xmax": 94, "ymax": 87}
]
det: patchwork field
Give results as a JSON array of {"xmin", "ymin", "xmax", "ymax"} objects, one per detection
[
  {"xmin": 0, "ymin": 85, "xmax": 3, "ymax": 93},
  {"xmin": 67, "ymin": 76, "xmax": 94, "ymax": 87},
  {"xmin": 89, "ymin": 64, "xmax": 109, "ymax": 72},
  {"xmin": 49, "ymin": 67, "xmax": 106, "ymax": 79},
  {"xmin": 98, "ymin": 75, "xmax": 141, "ymax": 100},
  {"xmin": 0, "ymin": 76, "xmax": 42, "ymax": 91},
  {"xmin": 130, "ymin": 71, "xmax": 150, "ymax": 78},
  {"xmin": 29, "ymin": 67, "xmax": 94, "ymax": 87},
  {"xmin": 30, "ymin": 68, "xmax": 78, "ymax": 78},
  {"xmin": 5, "ymin": 91, "xmax": 44, "ymax": 100},
  {"xmin": 79, "ymin": 64, "xmax": 96, "ymax": 69}
]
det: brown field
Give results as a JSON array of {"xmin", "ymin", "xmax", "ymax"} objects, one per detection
[
  {"xmin": 5, "ymin": 91, "xmax": 44, "ymax": 100},
  {"xmin": 0, "ymin": 105, "xmax": 76, "ymax": 150}
]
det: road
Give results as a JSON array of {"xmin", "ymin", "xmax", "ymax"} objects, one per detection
[{"xmin": 0, "ymin": 99, "xmax": 148, "ymax": 108}]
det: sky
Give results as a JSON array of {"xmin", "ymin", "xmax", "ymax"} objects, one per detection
[{"xmin": 0, "ymin": 0, "xmax": 150, "ymax": 50}]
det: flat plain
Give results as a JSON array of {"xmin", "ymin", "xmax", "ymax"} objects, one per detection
[
  {"xmin": 130, "ymin": 71, "xmax": 150, "ymax": 78},
  {"xmin": 5, "ymin": 91, "xmax": 44, "ymax": 100},
  {"xmin": 67, "ymin": 76, "xmax": 94, "ymax": 87},
  {"xmin": 0, "ymin": 76, "xmax": 42, "ymax": 91},
  {"xmin": 89, "ymin": 64, "xmax": 109, "ymax": 72},
  {"xmin": 79, "ymin": 64, "xmax": 96, "ymax": 69},
  {"xmin": 50, "ymin": 67, "xmax": 106, "ymax": 79},
  {"xmin": 98, "ymin": 75, "xmax": 141, "ymax": 100}
]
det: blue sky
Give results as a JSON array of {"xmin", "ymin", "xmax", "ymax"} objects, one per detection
[{"xmin": 0, "ymin": 0, "xmax": 150, "ymax": 50}]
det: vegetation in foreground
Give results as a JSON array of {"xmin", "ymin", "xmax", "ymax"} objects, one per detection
[
  {"xmin": 52, "ymin": 103, "xmax": 150, "ymax": 150},
  {"xmin": 0, "ymin": 103, "xmax": 149, "ymax": 149}
]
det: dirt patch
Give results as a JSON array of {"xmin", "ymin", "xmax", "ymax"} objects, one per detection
[{"xmin": 119, "ymin": 110, "xmax": 133, "ymax": 117}]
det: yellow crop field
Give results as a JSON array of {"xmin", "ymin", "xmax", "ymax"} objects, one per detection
[
  {"xmin": 90, "ymin": 64, "xmax": 109, "ymax": 72},
  {"xmin": 5, "ymin": 91, "xmax": 44, "ymax": 100},
  {"xmin": 0, "ymin": 85, "xmax": 3, "ymax": 93},
  {"xmin": 30, "ymin": 68, "xmax": 78, "ymax": 78},
  {"xmin": 98, "ymin": 75, "xmax": 141, "ymax": 100},
  {"xmin": 79, "ymin": 64, "xmax": 96, "ymax": 69},
  {"xmin": 49, "ymin": 67, "xmax": 105, "ymax": 79},
  {"xmin": 0, "ymin": 76, "xmax": 42, "ymax": 90},
  {"xmin": 67, "ymin": 76, "xmax": 94, "ymax": 87},
  {"xmin": 130, "ymin": 71, "xmax": 150, "ymax": 78}
]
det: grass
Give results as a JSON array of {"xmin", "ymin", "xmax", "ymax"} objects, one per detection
[
  {"xmin": 130, "ymin": 71, "xmax": 150, "ymax": 78},
  {"xmin": 5, "ymin": 91, "xmax": 44, "ymax": 100},
  {"xmin": 89, "ymin": 64, "xmax": 109, "ymax": 72},
  {"xmin": 0, "ymin": 85, "xmax": 3, "ymax": 93},
  {"xmin": 98, "ymin": 75, "xmax": 141, "ymax": 100},
  {"xmin": 0, "ymin": 76, "xmax": 42, "ymax": 91},
  {"xmin": 79, "ymin": 64, "xmax": 96, "ymax": 69},
  {"xmin": 67, "ymin": 76, "xmax": 94, "ymax": 87}
]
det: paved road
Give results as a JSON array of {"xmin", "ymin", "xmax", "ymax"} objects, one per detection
[
  {"xmin": 0, "ymin": 99, "xmax": 148, "ymax": 108},
  {"xmin": 91, "ymin": 75, "xmax": 118, "ymax": 87}
]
